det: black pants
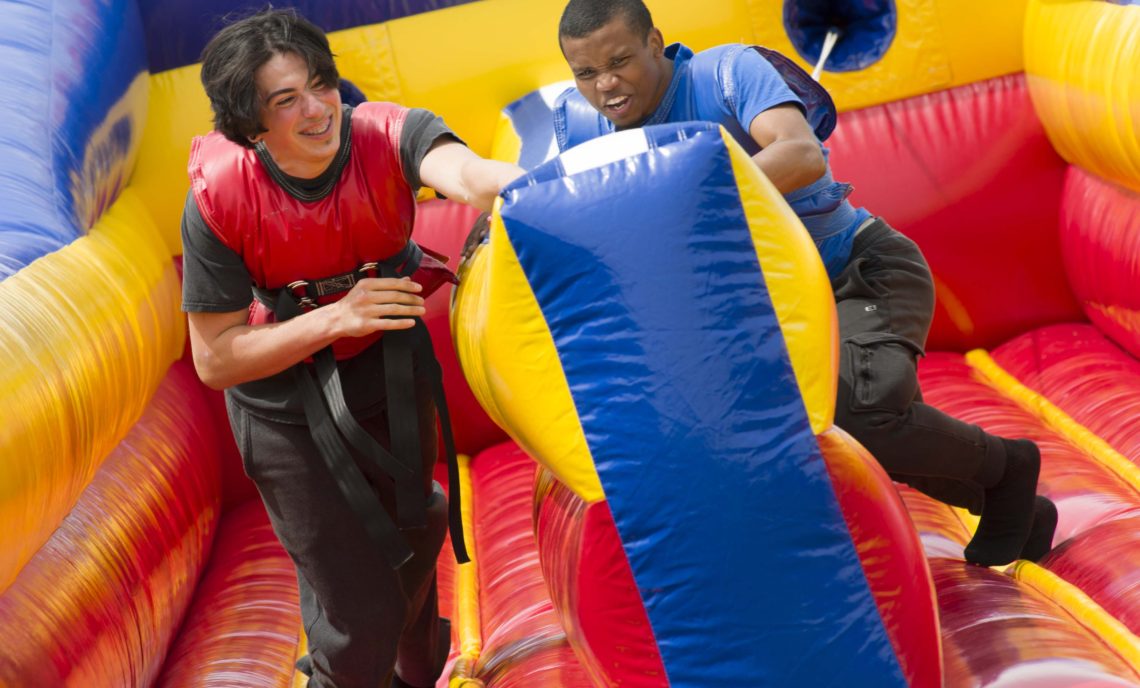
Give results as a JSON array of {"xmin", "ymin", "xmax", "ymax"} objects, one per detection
[
  {"xmin": 227, "ymin": 382, "xmax": 448, "ymax": 688},
  {"xmin": 832, "ymin": 219, "xmax": 1004, "ymax": 514}
]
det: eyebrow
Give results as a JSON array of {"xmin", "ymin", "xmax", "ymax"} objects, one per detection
[{"xmin": 263, "ymin": 87, "xmax": 296, "ymax": 104}]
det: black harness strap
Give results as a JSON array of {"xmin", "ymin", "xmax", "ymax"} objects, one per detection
[
  {"xmin": 275, "ymin": 290, "xmax": 414, "ymax": 570},
  {"xmin": 263, "ymin": 241, "xmax": 469, "ymax": 567}
]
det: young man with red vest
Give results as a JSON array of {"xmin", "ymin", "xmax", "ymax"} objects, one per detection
[
  {"xmin": 554, "ymin": 0, "xmax": 1057, "ymax": 568},
  {"xmin": 181, "ymin": 9, "xmax": 523, "ymax": 687}
]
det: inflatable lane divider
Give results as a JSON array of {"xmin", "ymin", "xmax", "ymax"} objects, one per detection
[
  {"xmin": 450, "ymin": 453, "xmax": 484, "ymax": 688},
  {"xmin": 1011, "ymin": 560, "xmax": 1140, "ymax": 673},
  {"xmin": 965, "ymin": 350, "xmax": 1140, "ymax": 495}
]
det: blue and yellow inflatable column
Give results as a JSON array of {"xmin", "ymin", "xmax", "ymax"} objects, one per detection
[{"xmin": 455, "ymin": 121, "xmax": 940, "ymax": 686}]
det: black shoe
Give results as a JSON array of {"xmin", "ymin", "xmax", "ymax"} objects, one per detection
[
  {"xmin": 1020, "ymin": 495, "xmax": 1058, "ymax": 562},
  {"xmin": 964, "ymin": 439, "xmax": 1041, "ymax": 567}
]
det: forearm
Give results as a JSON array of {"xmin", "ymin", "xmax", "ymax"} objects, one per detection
[
  {"xmin": 458, "ymin": 158, "xmax": 526, "ymax": 212},
  {"xmin": 190, "ymin": 309, "xmax": 341, "ymax": 389},
  {"xmin": 750, "ymin": 139, "xmax": 827, "ymax": 195}
]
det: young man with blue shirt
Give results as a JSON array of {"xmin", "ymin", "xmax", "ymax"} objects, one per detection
[{"xmin": 555, "ymin": 0, "xmax": 1056, "ymax": 567}]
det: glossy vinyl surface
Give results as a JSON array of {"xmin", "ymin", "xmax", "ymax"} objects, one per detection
[
  {"xmin": 469, "ymin": 442, "xmax": 591, "ymax": 687},
  {"xmin": 0, "ymin": 363, "xmax": 221, "ymax": 686}
]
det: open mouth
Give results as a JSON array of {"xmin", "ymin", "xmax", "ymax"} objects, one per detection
[
  {"xmin": 604, "ymin": 95, "xmax": 632, "ymax": 116},
  {"xmin": 300, "ymin": 116, "xmax": 333, "ymax": 138}
]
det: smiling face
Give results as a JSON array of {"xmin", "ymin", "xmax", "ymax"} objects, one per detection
[
  {"xmin": 560, "ymin": 15, "xmax": 670, "ymax": 129},
  {"xmin": 252, "ymin": 51, "xmax": 342, "ymax": 179}
]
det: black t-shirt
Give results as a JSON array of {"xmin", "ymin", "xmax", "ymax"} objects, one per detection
[{"xmin": 181, "ymin": 105, "xmax": 459, "ymax": 422}]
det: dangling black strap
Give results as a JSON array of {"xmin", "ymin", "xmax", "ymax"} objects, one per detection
[
  {"xmin": 410, "ymin": 321, "xmax": 469, "ymax": 564},
  {"xmin": 275, "ymin": 290, "xmax": 414, "ymax": 570}
]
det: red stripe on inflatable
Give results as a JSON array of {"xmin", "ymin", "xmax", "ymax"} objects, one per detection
[{"xmin": 817, "ymin": 428, "xmax": 942, "ymax": 688}]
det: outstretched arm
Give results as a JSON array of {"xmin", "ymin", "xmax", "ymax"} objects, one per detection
[
  {"xmin": 747, "ymin": 103, "xmax": 827, "ymax": 194},
  {"xmin": 418, "ymin": 139, "xmax": 525, "ymax": 212}
]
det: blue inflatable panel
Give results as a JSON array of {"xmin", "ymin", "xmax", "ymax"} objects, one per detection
[
  {"xmin": 137, "ymin": 0, "xmax": 479, "ymax": 73},
  {"xmin": 503, "ymin": 85, "xmax": 565, "ymax": 170},
  {"xmin": 0, "ymin": 0, "xmax": 146, "ymax": 274},
  {"xmin": 499, "ymin": 122, "xmax": 906, "ymax": 686}
]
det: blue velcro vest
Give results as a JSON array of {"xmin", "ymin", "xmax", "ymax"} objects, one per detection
[{"xmin": 554, "ymin": 44, "xmax": 868, "ymax": 277}]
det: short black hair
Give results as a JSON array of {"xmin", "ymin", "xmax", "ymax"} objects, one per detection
[
  {"xmin": 199, "ymin": 8, "xmax": 340, "ymax": 148},
  {"xmin": 558, "ymin": 0, "xmax": 654, "ymax": 43}
]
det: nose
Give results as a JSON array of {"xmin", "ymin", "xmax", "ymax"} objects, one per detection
[
  {"xmin": 595, "ymin": 70, "xmax": 620, "ymax": 93},
  {"xmin": 300, "ymin": 90, "xmax": 324, "ymax": 117}
]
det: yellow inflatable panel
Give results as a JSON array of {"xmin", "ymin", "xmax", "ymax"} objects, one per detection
[
  {"xmin": 134, "ymin": 0, "xmax": 1034, "ymax": 257},
  {"xmin": 130, "ymin": 64, "xmax": 214, "ymax": 255},
  {"xmin": 0, "ymin": 187, "xmax": 184, "ymax": 594},
  {"xmin": 723, "ymin": 130, "xmax": 837, "ymax": 433},
  {"xmin": 451, "ymin": 206, "xmax": 604, "ymax": 504},
  {"xmin": 1025, "ymin": 0, "xmax": 1140, "ymax": 194},
  {"xmin": 747, "ymin": 0, "xmax": 1027, "ymax": 112}
]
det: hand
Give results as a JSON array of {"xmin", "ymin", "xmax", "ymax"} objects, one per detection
[
  {"xmin": 326, "ymin": 277, "xmax": 425, "ymax": 338},
  {"xmin": 459, "ymin": 211, "xmax": 491, "ymax": 265}
]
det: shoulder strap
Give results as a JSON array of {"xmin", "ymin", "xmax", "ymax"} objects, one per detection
[{"xmin": 715, "ymin": 45, "xmax": 838, "ymax": 142}]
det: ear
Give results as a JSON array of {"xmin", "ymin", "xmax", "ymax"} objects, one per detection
[{"xmin": 648, "ymin": 27, "xmax": 665, "ymax": 57}]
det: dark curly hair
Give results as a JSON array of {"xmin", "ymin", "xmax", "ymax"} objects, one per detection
[{"xmin": 199, "ymin": 8, "xmax": 340, "ymax": 148}]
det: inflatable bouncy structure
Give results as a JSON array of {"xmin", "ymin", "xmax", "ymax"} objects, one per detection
[{"xmin": 5, "ymin": 0, "xmax": 1140, "ymax": 687}]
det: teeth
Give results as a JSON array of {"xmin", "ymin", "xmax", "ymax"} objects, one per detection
[
  {"xmin": 606, "ymin": 96, "xmax": 628, "ymax": 107},
  {"xmin": 302, "ymin": 118, "xmax": 330, "ymax": 135}
]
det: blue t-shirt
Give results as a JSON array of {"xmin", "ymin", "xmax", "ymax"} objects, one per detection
[{"xmin": 555, "ymin": 43, "xmax": 869, "ymax": 277}]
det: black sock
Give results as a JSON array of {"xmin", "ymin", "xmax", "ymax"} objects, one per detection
[
  {"xmin": 1020, "ymin": 495, "xmax": 1058, "ymax": 562},
  {"xmin": 964, "ymin": 438, "xmax": 1040, "ymax": 567}
]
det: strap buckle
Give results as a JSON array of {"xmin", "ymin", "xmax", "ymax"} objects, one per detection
[{"xmin": 286, "ymin": 280, "xmax": 317, "ymax": 309}]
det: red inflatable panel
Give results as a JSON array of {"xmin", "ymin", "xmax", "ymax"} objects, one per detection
[
  {"xmin": 1059, "ymin": 167, "xmax": 1140, "ymax": 360},
  {"xmin": 897, "ymin": 485, "xmax": 971, "ymax": 559},
  {"xmin": 1044, "ymin": 514, "xmax": 1140, "ymax": 636},
  {"xmin": 933, "ymin": 559, "xmax": 1140, "ymax": 687},
  {"xmin": 413, "ymin": 199, "xmax": 508, "ymax": 458},
  {"xmin": 828, "ymin": 74, "xmax": 1080, "ymax": 351},
  {"xmin": 534, "ymin": 469, "xmax": 666, "ymax": 687},
  {"xmin": 155, "ymin": 500, "xmax": 301, "ymax": 687},
  {"xmin": 0, "ymin": 362, "xmax": 222, "ymax": 687},
  {"xmin": 816, "ymin": 428, "xmax": 942, "ymax": 688},
  {"xmin": 992, "ymin": 323, "xmax": 1140, "ymax": 463},
  {"xmin": 468, "ymin": 442, "xmax": 590, "ymax": 687}
]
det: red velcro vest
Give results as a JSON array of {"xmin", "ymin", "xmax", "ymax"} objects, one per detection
[{"xmin": 188, "ymin": 102, "xmax": 447, "ymax": 359}]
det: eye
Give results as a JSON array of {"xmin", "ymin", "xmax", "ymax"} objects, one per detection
[
  {"xmin": 611, "ymin": 56, "xmax": 630, "ymax": 68},
  {"xmin": 575, "ymin": 68, "xmax": 595, "ymax": 79},
  {"xmin": 310, "ymin": 79, "xmax": 329, "ymax": 91},
  {"xmin": 275, "ymin": 96, "xmax": 295, "ymax": 108}
]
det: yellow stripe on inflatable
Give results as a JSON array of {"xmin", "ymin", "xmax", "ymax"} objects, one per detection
[
  {"xmin": 490, "ymin": 112, "xmax": 524, "ymax": 168},
  {"xmin": 966, "ymin": 349, "xmax": 1140, "ymax": 496},
  {"xmin": 450, "ymin": 454, "xmax": 483, "ymax": 686},
  {"xmin": 131, "ymin": 64, "xmax": 213, "ymax": 255},
  {"xmin": 747, "ymin": 0, "xmax": 1028, "ymax": 112},
  {"xmin": 722, "ymin": 129, "xmax": 837, "ymax": 433},
  {"xmin": 452, "ymin": 203, "xmax": 604, "ymax": 504},
  {"xmin": 1025, "ymin": 0, "xmax": 1140, "ymax": 194},
  {"xmin": 0, "ymin": 186, "xmax": 184, "ymax": 594},
  {"xmin": 1012, "ymin": 560, "xmax": 1140, "ymax": 673}
]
